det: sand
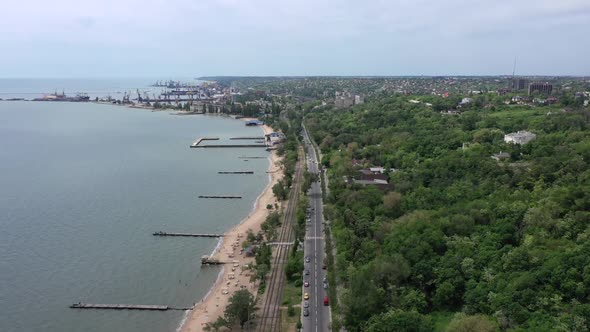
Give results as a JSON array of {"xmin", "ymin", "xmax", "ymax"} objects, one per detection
[{"xmin": 180, "ymin": 123, "xmax": 282, "ymax": 332}]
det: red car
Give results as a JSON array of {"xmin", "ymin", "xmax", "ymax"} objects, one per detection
[{"xmin": 323, "ymin": 296, "xmax": 329, "ymax": 306}]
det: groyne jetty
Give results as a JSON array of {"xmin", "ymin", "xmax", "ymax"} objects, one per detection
[
  {"xmin": 230, "ymin": 137, "xmax": 265, "ymax": 140},
  {"xmin": 190, "ymin": 144, "xmax": 267, "ymax": 148},
  {"xmin": 69, "ymin": 303, "xmax": 192, "ymax": 311},
  {"xmin": 198, "ymin": 195, "xmax": 242, "ymax": 199},
  {"xmin": 218, "ymin": 171, "xmax": 254, "ymax": 174},
  {"xmin": 191, "ymin": 137, "xmax": 219, "ymax": 147},
  {"xmin": 153, "ymin": 231, "xmax": 224, "ymax": 238}
]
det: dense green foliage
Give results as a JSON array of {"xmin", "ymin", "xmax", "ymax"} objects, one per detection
[
  {"xmin": 305, "ymin": 95, "xmax": 590, "ymax": 331},
  {"xmin": 224, "ymin": 289, "xmax": 257, "ymax": 328}
]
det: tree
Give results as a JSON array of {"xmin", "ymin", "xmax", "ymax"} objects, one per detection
[
  {"xmin": 224, "ymin": 289, "xmax": 257, "ymax": 328},
  {"xmin": 365, "ymin": 309, "xmax": 433, "ymax": 332},
  {"xmin": 445, "ymin": 313, "xmax": 499, "ymax": 332},
  {"xmin": 272, "ymin": 181, "xmax": 288, "ymax": 201},
  {"xmin": 203, "ymin": 316, "xmax": 229, "ymax": 332},
  {"xmin": 383, "ymin": 191, "xmax": 402, "ymax": 210}
]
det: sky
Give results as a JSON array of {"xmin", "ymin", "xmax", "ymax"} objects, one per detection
[{"xmin": 2, "ymin": 0, "xmax": 590, "ymax": 78}]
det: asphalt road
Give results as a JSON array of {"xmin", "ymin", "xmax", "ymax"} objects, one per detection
[{"xmin": 301, "ymin": 127, "xmax": 330, "ymax": 332}]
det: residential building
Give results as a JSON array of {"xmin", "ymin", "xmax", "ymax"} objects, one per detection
[
  {"xmin": 528, "ymin": 82, "xmax": 553, "ymax": 95},
  {"xmin": 335, "ymin": 96, "xmax": 354, "ymax": 108},
  {"xmin": 511, "ymin": 78, "xmax": 528, "ymax": 91},
  {"xmin": 504, "ymin": 130, "xmax": 536, "ymax": 145}
]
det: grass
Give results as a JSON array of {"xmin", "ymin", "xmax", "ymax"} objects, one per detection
[
  {"xmin": 281, "ymin": 280, "xmax": 302, "ymax": 306},
  {"xmin": 431, "ymin": 311, "xmax": 455, "ymax": 332},
  {"xmin": 280, "ymin": 306, "xmax": 301, "ymax": 332}
]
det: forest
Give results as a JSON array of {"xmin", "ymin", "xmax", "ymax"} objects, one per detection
[{"xmin": 304, "ymin": 94, "xmax": 590, "ymax": 331}]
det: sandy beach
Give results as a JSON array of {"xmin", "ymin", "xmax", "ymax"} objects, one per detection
[{"xmin": 180, "ymin": 122, "xmax": 282, "ymax": 332}]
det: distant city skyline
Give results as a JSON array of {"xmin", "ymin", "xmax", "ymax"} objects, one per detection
[{"xmin": 2, "ymin": 0, "xmax": 590, "ymax": 78}]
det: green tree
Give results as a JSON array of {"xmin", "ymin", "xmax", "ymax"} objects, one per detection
[
  {"xmin": 224, "ymin": 289, "xmax": 257, "ymax": 328},
  {"xmin": 445, "ymin": 313, "xmax": 499, "ymax": 332},
  {"xmin": 365, "ymin": 309, "xmax": 433, "ymax": 332}
]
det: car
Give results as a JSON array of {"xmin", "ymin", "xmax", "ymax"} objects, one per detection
[
  {"xmin": 304, "ymin": 292, "xmax": 310, "ymax": 300},
  {"xmin": 303, "ymin": 308, "xmax": 310, "ymax": 316},
  {"xmin": 323, "ymin": 282, "xmax": 328, "ymax": 289},
  {"xmin": 322, "ymin": 264, "xmax": 327, "ymax": 270},
  {"xmin": 304, "ymin": 281, "xmax": 310, "ymax": 287},
  {"xmin": 303, "ymin": 301, "xmax": 309, "ymax": 308},
  {"xmin": 323, "ymin": 296, "xmax": 329, "ymax": 306},
  {"xmin": 305, "ymin": 256, "xmax": 311, "ymax": 263},
  {"xmin": 323, "ymin": 276, "xmax": 327, "ymax": 283},
  {"xmin": 304, "ymin": 269, "xmax": 310, "ymax": 276}
]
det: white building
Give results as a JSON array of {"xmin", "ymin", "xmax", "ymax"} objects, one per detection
[{"xmin": 504, "ymin": 131, "xmax": 536, "ymax": 145}]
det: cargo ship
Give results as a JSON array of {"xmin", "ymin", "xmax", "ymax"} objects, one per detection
[{"xmin": 33, "ymin": 91, "xmax": 90, "ymax": 102}]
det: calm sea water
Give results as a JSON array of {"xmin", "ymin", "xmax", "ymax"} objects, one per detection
[{"xmin": 0, "ymin": 99, "xmax": 269, "ymax": 332}]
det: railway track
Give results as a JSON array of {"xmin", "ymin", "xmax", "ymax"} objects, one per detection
[{"xmin": 257, "ymin": 147, "xmax": 304, "ymax": 332}]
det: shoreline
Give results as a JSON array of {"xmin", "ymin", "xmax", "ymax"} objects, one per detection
[{"xmin": 180, "ymin": 121, "xmax": 283, "ymax": 332}]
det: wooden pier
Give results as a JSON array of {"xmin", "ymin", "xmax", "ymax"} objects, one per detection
[
  {"xmin": 230, "ymin": 137, "xmax": 265, "ymax": 140},
  {"xmin": 198, "ymin": 195, "xmax": 242, "ymax": 199},
  {"xmin": 153, "ymin": 231, "xmax": 224, "ymax": 238},
  {"xmin": 190, "ymin": 144, "xmax": 267, "ymax": 148},
  {"xmin": 201, "ymin": 255, "xmax": 225, "ymax": 265},
  {"xmin": 218, "ymin": 171, "xmax": 254, "ymax": 174},
  {"xmin": 191, "ymin": 137, "xmax": 219, "ymax": 147},
  {"xmin": 69, "ymin": 303, "xmax": 192, "ymax": 311}
]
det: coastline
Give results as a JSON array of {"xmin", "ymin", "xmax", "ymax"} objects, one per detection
[{"xmin": 180, "ymin": 122, "xmax": 283, "ymax": 332}]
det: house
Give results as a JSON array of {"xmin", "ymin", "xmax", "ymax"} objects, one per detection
[
  {"xmin": 265, "ymin": 132, "xmax": 286, "ymax": 144},
  {"xmin": 504, "ymin": 130, "xmax": 536, "ymax": 145},
  {"xmin": 441, "ymin": 109, "xmax": 460, "ymax": 116},
  {"xmin": 491, "ymin": 152, "xmax": 511, "ymax": 161},
  {"xmin": 459, "ymin": 97, "xmax": 473, "ymax": 106}
]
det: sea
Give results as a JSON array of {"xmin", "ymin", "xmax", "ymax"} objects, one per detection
[{"xmin": 0, "ymin": 79, "xmax": 270, "ymax": 332}]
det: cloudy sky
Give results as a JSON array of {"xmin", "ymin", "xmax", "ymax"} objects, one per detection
[{"xmin": 2, "ymin": 0, "xmax": 589, "ymax": 77}]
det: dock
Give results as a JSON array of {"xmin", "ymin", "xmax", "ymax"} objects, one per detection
[
  {"xmin": 201, "ymin": 255, "xmax": 225, "ymax": 265},
  {"xmin": 218, "ymin": 171, "xmax": 254, "ymax": 174},
  {"xmin": 153, "ymin": 231, "xmax": 224, "ymax": 238},
  {"xmin": 191, "ymin": 137, "xmax": 219, "ymax": 147},
  {"xmin": 190, "ymin": 144, "xmax": 267, "ymax": 148},
  {"xmin": 69, "ymin": 303, "xmax": 192, "ymax": 311},
  {"xmin": 198, "ymin": 195, "xmax": 242, "ymax": 199},
  {"xmin": 239, "ymin": 156, "xmax": 267, "ymax": 159},
  {"xmin": 230, "ymin": 137, "xmax": 265, "ymax": 140}
]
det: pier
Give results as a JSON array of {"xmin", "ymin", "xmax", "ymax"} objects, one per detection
[
  {"xmin": 190, "ymin": 144, "xmax": 267, "ymax": 148},
  {"xmin": 201, "ymin": 255, "xmax": 225, "ymax": 265},
  {"xmin": 198, "ymin": 195, "xmax": 242, "ymax": 199},
  {"xmin": 239, "ymin": 156, "xmax": 267, "ymax": 159},
  {"xmin": 230, "ymin": 137, "xmax": 265, "ymax": 140},
  {"xmin": 191, "ymin": 137, "xmax": 219, "ymax": 147},
  {"xmin": 153, "ymin": 231, "xmax": 224, "ymax": 238},
  {"xmin": 218, "ymin": 171, "xmax": 254, "ymax": 174},
  {"xmin": 69, "ymin": 303, "xmax": 192, "ymax": 311}
]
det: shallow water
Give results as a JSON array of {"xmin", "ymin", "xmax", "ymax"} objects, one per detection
[{"xmin": 0, "ymin": 101, "xmax": 269, "ymax": 332}]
